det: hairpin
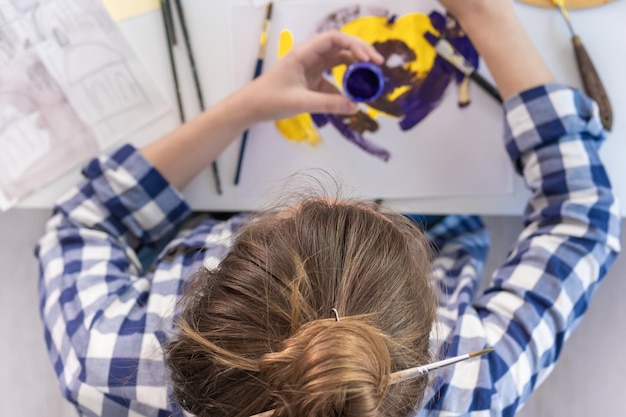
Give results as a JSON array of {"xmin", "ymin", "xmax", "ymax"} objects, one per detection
[{"xmin": 249, "ymin": 347, "xmax": 494, "ymax": 417}]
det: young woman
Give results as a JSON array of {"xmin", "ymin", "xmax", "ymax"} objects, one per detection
[{"xmin": 36, "ymin": 1, "xmax": 620, "ymax": 416}]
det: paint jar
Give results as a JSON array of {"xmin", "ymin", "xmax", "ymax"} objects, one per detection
[{"xmin": 342, "ymin": 62, "xmax": 385, "ymax": 103}]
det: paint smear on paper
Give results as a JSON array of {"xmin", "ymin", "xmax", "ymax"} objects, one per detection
[
  {"xmin": 331, "ymin": 13, "xmax": 438, "ymax": 119},
  {"xmin": 274, "ymin": 8, "xmax": 479, "ymax": 161}
]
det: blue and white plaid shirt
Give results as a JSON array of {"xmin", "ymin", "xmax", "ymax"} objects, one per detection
[{"xmin": 37, "ymin": 84, "xmax": 621, "ymax": 417}]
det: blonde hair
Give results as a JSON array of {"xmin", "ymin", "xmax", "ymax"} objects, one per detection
[{"xmin": 166, "ymin": 198, "xmax": 437, "ymax": 417}]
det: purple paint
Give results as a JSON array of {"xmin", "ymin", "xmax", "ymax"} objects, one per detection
[
  {"xmin": 343, "ymin": 62, "xmax": 385, "ymax": 102},
  {"xmin": 327, "ymin": 114, "xmax": 391, "ymax": 161},
  {"xmin": 309, "ymin": 9, "xmax": 480, "ymax": 162}
]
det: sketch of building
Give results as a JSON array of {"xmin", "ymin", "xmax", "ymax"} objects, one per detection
[
  {"xmin": 0, "ymin": 94, "xmax": 49, "ymax": 181},
  {"xmin": 64, "ymin": 42, "xmax": 150, "ymax": 133},
  {"xmin": 0, "ymin": 0, "xmax": 168, "ymax": 210},
  {"xmin": 32, "ymin": 0, "xmax": 98, "ymax": 46},
  {"xmin": 0, "ymin": 0, "xmax": 38, "ymax": 63}
]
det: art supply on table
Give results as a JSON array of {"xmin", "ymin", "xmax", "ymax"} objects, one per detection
[
  {"xmin": 234, "ymin": 2, "xmax": 274, "ymax": 186},
  {"xmin": 250, "ymin": 347, "xmax": 494, "ymax": 417},
  {"xmin": 424, "ymin": 32, "xmax": 502, "ymax": 104},
  {"xmin": 343, "ymin": 62, "xmax": 385, "ymax": 103},
  {"xmin": 161, "ymin": 0, "xmax": 223, "ymax": 194},
  {"xmin": 160, "ymin": 0, "xmax": 184, "ymax": 122},
  {"xmin": 552, "ymin": 0, "xmax": 612, "ymax": 131}
]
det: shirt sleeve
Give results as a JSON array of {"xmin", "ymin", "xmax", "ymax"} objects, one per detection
[
  {"xmin": 36, "ymin": 144, "xmax": 192, "ymax": 417},
  {"xmin": 426, "ymin": 214, "xmax": 490, "ymax": 316},
  {"xmin": 421, "ymin": 84, "xmax": 621, "ymax": 416}
]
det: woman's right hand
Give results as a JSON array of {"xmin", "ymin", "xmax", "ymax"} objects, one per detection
[{"xmin": 240, "ymin": 30, "xmax": 384, "ymax": 123}]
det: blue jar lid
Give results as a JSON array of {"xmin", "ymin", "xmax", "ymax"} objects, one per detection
[{"xmin": 342, "ymin": 62, "xmax": 385, "ymax": 103}]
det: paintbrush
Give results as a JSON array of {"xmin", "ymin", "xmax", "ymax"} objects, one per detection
[
  {"xmin": 249, "ymin": 347, "xmax": 494, "ymax": 417},
  {"xmin": 234, "ymin": 2, "xmax": 274, "ymax": 186},
  {"xmin": 552, "ymin": 0, "xmax": 612, "ymax": 131},
  {"xmin": 389, "ymin": 347, "xmax": 494, "ymax": 384},
  {"xmin": 423, "ymin": 32, "xmax": 502, "ymax": 104}
]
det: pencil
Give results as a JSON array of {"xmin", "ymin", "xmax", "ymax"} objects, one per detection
[
  {"xmin": 171, "ymin": 0, "xmax": 223, "ymax": 194},
  {"xmin": 233, "ymin": 2, "xmax": 274, "ymax": 186},
  {"xmin": 172, "ymin": 0, "xmax": 205, "ymax": 110},
  {"xmin": 160, "ymin": 0, "xmax": 185, "ymax": 122}
]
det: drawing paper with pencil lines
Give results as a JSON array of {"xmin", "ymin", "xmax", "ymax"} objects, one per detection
[{"xmin": 0, "ymin": 0, "xmax": 168, "ymax": 211}]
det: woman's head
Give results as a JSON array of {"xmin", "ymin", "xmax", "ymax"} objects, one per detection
[{"xmin": 166, "ymin": 198, "xmax": 437, "ymax": 417}]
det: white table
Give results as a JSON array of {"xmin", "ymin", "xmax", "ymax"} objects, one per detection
[{"xmin": 16, "ymin": 0, "xmax": 626, "ymax": 215}]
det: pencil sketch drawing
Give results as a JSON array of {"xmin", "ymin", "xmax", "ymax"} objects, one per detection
[
  {"xmin": 64, "ymin": 42, "xmax": 151, "ymax": 135},
  {"xmin": 0, "ymin": 0, "xmax": 167, "ymax": 210}
]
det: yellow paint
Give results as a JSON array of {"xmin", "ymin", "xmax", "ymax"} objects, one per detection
[
  {"xmin": 278, "ymin": 29, "xmax": 294, "ymax": 58},
  {"xmin": 102, "ymin": 0, "xmax": 160, "ymax": 22},
  {"xmin": 275, "ymin": 30, "xmax": 321, "ymax": 145},
  {"xmin": 275, "ymin": 117, "xmax": 322, "ymax": 144},
  {"xmin": 333, "ymin": 13, "xmax": 438, "ymax": 118}
]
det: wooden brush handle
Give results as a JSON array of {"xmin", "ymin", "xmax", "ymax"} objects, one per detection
[{"xmin": 572, "ymin": 35, "xmax": 613, "ymax": 131}]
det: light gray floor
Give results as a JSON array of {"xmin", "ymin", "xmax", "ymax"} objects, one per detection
[
  {"xmin": 1, "ymin": 210, "xmax": 623, "ymax": 416},
  {"xmin": 0, "ymin": 209, "xmax": 76, "ymax": 417}
]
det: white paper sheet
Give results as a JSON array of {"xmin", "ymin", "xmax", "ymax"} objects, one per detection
[
  {"xmin": 0, "ymin": 0, "xmax": 168, "ymax": 211},
  {"xmin": 231, "ymin": 0, "xmax": 514, "ymax": 203},
  {"xmin": 249, "ymin": 0, "xmax": 270, "ymax": 7}
]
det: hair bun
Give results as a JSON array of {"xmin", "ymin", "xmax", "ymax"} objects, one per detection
[{"xmin": 259, "ymin": 318, "xmax": 391, "ymax": 417}]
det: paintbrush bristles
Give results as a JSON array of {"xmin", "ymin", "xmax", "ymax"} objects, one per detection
[
  {"xmin": 389, "ymin": 347, "xmax": 494, "ymax": 384},
  {"xmin": 265, "ymin": 1, "xmax": 273, "ymax": 20},
  {"xmin": 469, "ymin": 347, "xmax": 495, "ymax": 358},
  {"xmin": 258, "ymin": 3, "xmax": 273, "ymax": 60}
]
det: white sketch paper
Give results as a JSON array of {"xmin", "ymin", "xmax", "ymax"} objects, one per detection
[
  {"xmin": 232, "ymin": 0, "xmax": 514, "ymax": 203},
  {"xmin": 0, "ymin": 0, "xmax": 168, "ymax": 210}
]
